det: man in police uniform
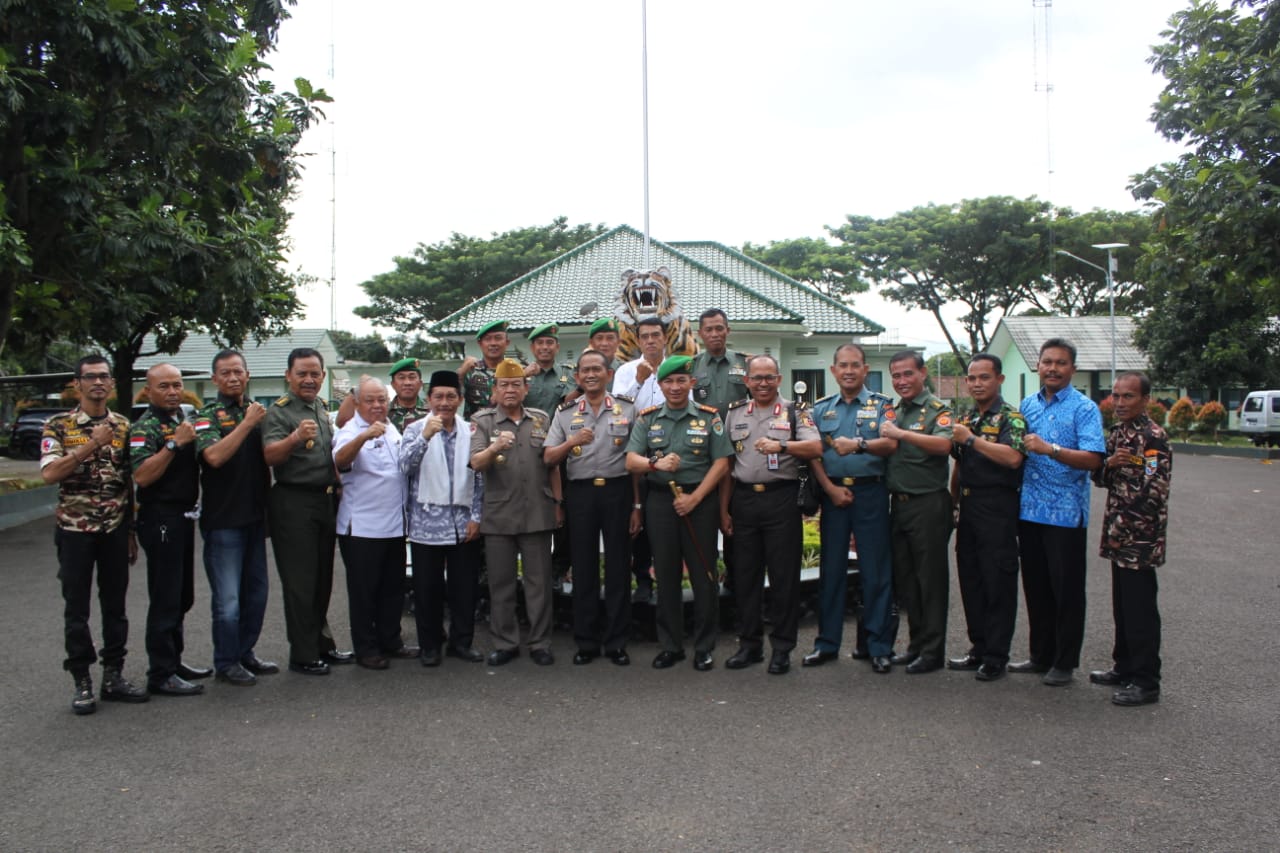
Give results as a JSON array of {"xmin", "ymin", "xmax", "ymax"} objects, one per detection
[
  {"xmin": 544, "ymin": 349, "xmax": 640, "ymax": 665},
  {"xmin": 470, "ymin": 358, "xmax": 562, "ymax": 666},
  {"xmin": 41, "ymin": 355, "xmax": 149, "ymax": 714},
  {"xmin": 948, "ymin": 353, "xmax": 1026, "ymax": 682},
  {"xmin": 460, "ymin": 320, "xmax": 514, "ymax": 419},
  {"xmin": 880, "ymin": 351, "xmax": 954, "ymax": 674},
  {"xmin": 263, "ymin": 347, "xmax": 351, "ymax": 675},
  {"xmin": 804, "ymin": 344, "xmax": 898, "ymax": 673},
  {"xmin": 131, "ymin": 363, "xmax": 206, "ymax": 696},
  {"xmin": 194, "ymin": 349, "xmax": 276, "ymax": 687},
  {"xmin": 719, "ymin": 355, "xmax": 821, "ymax": 675},
  {"xmin": 626, "ymin": 355, "xmax": 732, "ymax": 671}
]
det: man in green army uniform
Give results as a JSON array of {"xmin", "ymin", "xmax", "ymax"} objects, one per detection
[
  {"xmin": 262, "ymin": 347, "xmax": 352, "ymax": 675},
  {"xmin": 626, "ymin": 355, "xmax": 732, "ymax": 672},
  {"xmin": 880, "ymin": 350, "xmax": 954, "ymax": 674},
  {"xmin": 523, "ymin": 324, "xmax": 573, "ymax": 414},
  {"xmin": 387, "ymin": 357, "xmax": 428, "ymax": 431},
  {"xmin": 459, "ymin": 320, "xmax": 515, "ymax": 419},
  {"xmin": 587, "ymin": 317, "xmax": 624, "ymax": 371},
  {"xmin": 689, "ymin": 308, "xmax": 750, "ymax": 415}
]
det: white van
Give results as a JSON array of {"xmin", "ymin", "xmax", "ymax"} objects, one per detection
[{"xmin": 1239, "ymin": 390, "xmax": 1280, "ymax": 446}]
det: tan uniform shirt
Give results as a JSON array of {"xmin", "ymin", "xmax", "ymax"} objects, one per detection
[
  {"xmin": 724, "ymin": 397, "xmax": 819, "ymax": 484},
  {"xmin": 470, "ymin": 406, "xmax": 556, "ymax": 535},
  {"xmin": 545, "ymin": 394, "xmax": 636, "ymax": 481}
]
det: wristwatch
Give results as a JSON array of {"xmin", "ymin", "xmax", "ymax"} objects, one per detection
[
  {"xmin": 964, "ymin": 435, "xmax": 976, "ymax": 448},
  {"xmin": 857, "ymin": 436, "xmax": 868, "ymax": 453},
  {"xmin": 778, "ymin": 439, "xmax": 788, "ymax": 454},
  {"xmin": 164, "ymin": 439, "xmax": 178, "ymax": 452}
]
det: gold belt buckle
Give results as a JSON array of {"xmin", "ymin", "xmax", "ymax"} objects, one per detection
[
  {"xmin": 592, "ymin": 478, "xmax": 606, "ymax": 486},
  {"xmin": 752, "ymin": 483, "xmax": 766, "ymax": 493},
  {"xmin": 962, "ymin": 487, "xmax": 971, "ymax": 497},
  {"xmin": 840, "ymin": 477, "xmax": 856, "ymax": 486}
]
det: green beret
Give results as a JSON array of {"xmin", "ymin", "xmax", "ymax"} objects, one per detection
[
  {"xmin": 389, "ymin": 357, "xmax": 420, "ymax": 377},
  {"xmin": 588, "ymin": 317, "xmax": 619, "ymax": 337},
  {"xmin": 476, "ymin": 320, "xmax": 509, "ymax": 341},
  {"xmin": 527, "ymin": 323, "xmax": 559, "ymax": 341},
  {"xmin": 657, "ymin": 355, "xmax": 693, "ymax": 381}
]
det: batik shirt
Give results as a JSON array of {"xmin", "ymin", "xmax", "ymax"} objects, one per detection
[{"xmin": 1019, "ymin": 384, "xmax": 1106, "ymax": 528}]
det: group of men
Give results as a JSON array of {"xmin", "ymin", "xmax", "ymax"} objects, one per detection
[{"xmin": 43, "ymin": 315, "xmax": 1170, "ymax": 715}]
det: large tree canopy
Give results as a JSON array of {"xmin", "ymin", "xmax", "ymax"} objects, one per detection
[
  {"xmin": 1033, "ymin": 209, "xmax": 1155, "ymax": 317},
  {"xmin": 0, "ymin": 0, "xmax": 329, "ymax": 403},
  {"xmin": 354, "ymin": 218, "xmax": 607, "ymax": 333},
  {"xmin": 739, "ymin": 236, "xmax": 863, "ymax": 298}
]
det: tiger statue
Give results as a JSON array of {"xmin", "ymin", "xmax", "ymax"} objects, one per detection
[{"xmin": 612, "ymin": 266, "xmax": 699, "ymax": 361}]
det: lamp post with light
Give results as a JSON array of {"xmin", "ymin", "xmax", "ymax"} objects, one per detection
[{"xmin": 1055, "ymin": 242, "xmax": 1128, "ymax": 386}]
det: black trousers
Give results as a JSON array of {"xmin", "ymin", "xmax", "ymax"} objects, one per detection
[
  {"xmin": 1110, "ymin": 563, "xmax": 1161, "ymax": 689},
  {"xmin": 268, "ymin": 485, "xmax": 339, "ymax": 664},
  {"xmin": 730, "ymin": 483, "xmax": 802, "ymax": 653},
  {"xmin": 647, "ymin": 488, "xmax": 719, "ymax": 654},
  {"xmin": 338, "ymin": 534, "xmax": 406, "ymax": 658},
  {"xmin": 410, "ymin": 540, "xmax": 479, "ymax": 652},
  {"xmin": 890, "ymin": 490, "xmax": 953, "ymax": 661},
  {"xmin": 631, "ymin": 481, "xmax": 653, "ymax": 589},
  {"xmin": 1018, "ymin": 520, "xmax": 1088, "ymax": 670},
  {"xmin": 954, "ymin": 488, "xmax": 1021, "ymax": 666},
  {"xmin": 137, "ymin": 506, "xmax": 195, "ymax": 682},
  {"xmin": 567, "ymin": 477, "xmax": 632, "ymax": 653},
  {"xmin": 56, "ymin": 524, "xmax": 131, "ymax": 675}
]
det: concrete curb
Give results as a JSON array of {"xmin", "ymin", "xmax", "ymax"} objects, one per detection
[
  {"xmin": 0, "ymin": 484, "xmax": 56, "ymax": 532},
  {"xmin": 1170, "ymin": 442, "xmax": 1280, "ymax": 460}
]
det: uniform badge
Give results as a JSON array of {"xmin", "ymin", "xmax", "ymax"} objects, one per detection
[
  {"xmin": 1144, "ymin": 450, "xmax": 1159, "ymax": 476},
  {"xmin": 305, "ymin": 439, "xmax": 315, "ymax": 450},
  {"xmin": 129, "ymin": 435, "xmax": 146, "ymax": 449},
  {"xmin": 572, "ymin": 446, "xmax": 582, "ymax": 456},
  {"xmin": 883, "ymin": 408, "xmax": 896, "ymax": 421},
  {"xmin": 936, "ymin": 414, "xmax": 952, "ymax": 427},
  {"xmin": 41, "ymin": 437, "xmax": 56, "ymax": 456}
]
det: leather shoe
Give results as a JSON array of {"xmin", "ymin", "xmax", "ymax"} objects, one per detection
[
  {"xmin": 446, "ymin": 646, "xmax": 485, "ymax": 663},
  {"xmin": 573, "ymin": 649, "xmax": 600, "ymax": 665},
  {"xmin": 388, "ymin": 645, "xmax": 420, "ymax": 659},
  {"xmin": 849, "ymin": 646, "xmax": 870, "ymax": 660},
  {"xmin": 1008, "ymin": 659, "xmax": 1050, "ymax": 674},
  {"xmin": 177, "ymin": 662, "xmax": 213, "ymax": 680},
  {"xmin": 288, "ymin": 660, "xmax": 331, "ymax": 675},
  {"xmin": 693, "ymin": 651, "xmax": 714, "ymax": 671},
  {"xmin": 1042, "ymin": 667, "xmax": 1074, "ymax": 686},
  {"xmin": 241, "ymin": 654, "xmax": 279, "ymax": 675},
  {"xmin": 148, "ymin": 674, "xmax": 204, "ymax": 696},
  {"xmin": 605, "ymin": 649, "xmax": 630, "ymax": 666},
  {"xmin": 215, "ymin": 663, "xmax": 257, "ymax": 686},
  {"xmin": 324, "ymin": 649, "xmax": 355, "ymax": 665},
  {"xmin": 419, "ymin": 648, "xmax": 442, "ymax": 667},
  {"xmin": 487, "ymin": 648, "xmax": 519, "ymax": 666},
  {"xmin": 802, "ymin": 649, "xmax": 838, "ymax": 667},
  {"xmin": 725, "ymin": 647, "xmax": 764, "ymax": 669},
  {"xmin": 975, "ymin": 662, "xmax": 1006, "ymax": 682},
  {"xmin": 651, "ymin": 650, "xmax": 686, "ymax": 669},
  {"xmin": 947, "ymin": 652, "xmax": 982, "ymax": 671},
  {"xmin": 890, "ymin": 651, "xmax": 917, "ymax": 667},
  {"xmin": 906, "ymin": 655, "xmax": 943, "ymax": 674},
  {"xmin": 1089, "ymin": 668, "xmax": 1123, "ymax": 686},
  {"xmin": 1112, "ymin": 683, "xmax": 1160, "ymax": 706},
  {"xmin": 767, "ymin": 651, "xmax": 790, "ymax": 675},
  {"xmin": 530, "ymin": 649, "xmax": 555, "ymax": 666},
  {"xmin": 357, "ymin": 655, "xmax": 389, "ymax": 670},
  {"xmin": 871, "ymin": 655, "xmax": 892, "ymax": 673}
]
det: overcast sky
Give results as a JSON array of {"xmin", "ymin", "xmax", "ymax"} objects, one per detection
[{"xmin": 267, "ymin": 0, "xmax": 1190, "ymax": 354}]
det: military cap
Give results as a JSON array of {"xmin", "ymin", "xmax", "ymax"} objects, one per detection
[
  {"xmin": 495, "ymin": 358, "xmax": 525, "ymax": 379},
  {"xmin": 588, "ymin": 317, "xmax": 620, "ymax": 337},
  {"xmin": 527, "ymin": 323, "xmax": 559, "ymax": 341},
  {"xmin": 476, "ymin": 320, "xmax": 509, "ymax": 341},
  {"xmin": 657, "ymin": 354, "xmax": 694, "ymax": 381},
  {"xmin": 389, "ymin": 357, "xmax": 420, "ymax": 377}
]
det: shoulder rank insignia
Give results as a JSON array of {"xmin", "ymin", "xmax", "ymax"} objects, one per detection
[
  {"xmin": 697, "ymin": 403, "xmax": 720, "ymax": 414},
  {"xmin": 930, "ymin": 398, "xmax": 944, "ymax": 409},
  {"xmin": 613, "ymin": 393, "xmax": 634, "ymax": 403},
  {"xmin": 727, "ymin": 399, "xmax": 750, "ymax": 410},
  {"xmin": 638, "ymin": 405, "xmax": 662, "ymax": 416},
  {"xmin": 274, "ymin": 395, "xmax": 290, "ymax": 406},
  {"xmin": 556, "ymin": 399, "xmax": 576, "ymax": 412}
]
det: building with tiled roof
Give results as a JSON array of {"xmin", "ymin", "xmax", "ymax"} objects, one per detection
[{"xmin": 987, "ymin": 315, "xmax": 1149, "ymax": 403}]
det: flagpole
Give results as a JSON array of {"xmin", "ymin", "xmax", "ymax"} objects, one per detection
[{"xmin": 641, "ymin": 0, "xmax": 651, "ymax": 270}]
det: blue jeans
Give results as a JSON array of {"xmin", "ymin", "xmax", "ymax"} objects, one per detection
[{"xmin": 203, "ymin": 523, "xmax": 269, "ymax": 672}]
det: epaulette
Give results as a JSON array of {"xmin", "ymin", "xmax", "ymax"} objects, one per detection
[
  {"xmin": 556, "ymin": 400, "xmax": 577, "ymax": 412},
  {"xmin": 317, "ymin": 399, "xmax": 329, "ymax": 411},
  {"xmin": 869, "ymin": 391, "xmax": 891, "ymax": 402},
  {"xmin": 638, "ymin": 405, "xmax": 662, "ymax": 416},
  {"xmin": 274, "ymin": 395, "xmax": 290, "ymax": 406},
  {"xmin": 697, "ymin": 404, "xmax": 720, "ymax": 415},
  {"xmin": 727, "ymin": 399, "xmax": 750, "ymax": 410},
  {"xmin": 813, "ymin": 393, "xmax": 837, "ymax": 405},
  {"xmin": 613, "ymin": 393, "xmax": 634, "ymax": 403},
  {"xmin": 930, "ymin": 398, "xmax": 944, "ymax": 409}
]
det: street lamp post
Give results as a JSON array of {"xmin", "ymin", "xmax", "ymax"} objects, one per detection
[{"xmin": 1055, "ymin": 243, "xmax": 1128, "ymax": 387}]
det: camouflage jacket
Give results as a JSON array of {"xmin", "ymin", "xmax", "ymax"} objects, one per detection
[
  {"xmin": 40, "ymin": 408, "xmax": 132, "ymax": 533},
  {"xmin": 130, "ymin": 405, "xmax": 199, "ymax": 508},
  {"xmin": 1092, "ymin": 414, "xmax": 1171, "ymax": 569},
  {"xmin": 388, "ymin": 402, "xmax": 429, "ymax": 433},
  {"xmin": 462, "ymin": 361, "xmax": 499, "ymax": 420}
]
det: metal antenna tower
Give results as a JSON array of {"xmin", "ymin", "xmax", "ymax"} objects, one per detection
[
  {"xmin": 327, "ymin": 0, "xmax": 337, "ymax": 330},
  {"xmin": 1032, "ymin": 0, "xmax": 1055, "ymax": 274}
]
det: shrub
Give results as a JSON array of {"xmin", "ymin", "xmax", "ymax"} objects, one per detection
[
  {"xmin": 1197, "ymin": 400, "xmax": 1227, "ymax": 441},
  {"xmin": 1167, "ymin": 397, "xmax": 1196, "ymax": 440},
  {"xmin": 1097, "ymin": 394, "xmax": 1115, "ymax": 429},
  {"xmin": 1147, "ymin": 400, "xmax": 1167, "ymax": 427}
]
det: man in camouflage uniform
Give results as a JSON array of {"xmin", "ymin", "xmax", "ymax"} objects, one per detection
[
  {"xmin": 947, "ymin": 353, "xmax": 1027, "ymax": 682},
  {"xmin": 459, "ymin": 320, "xmax": 514, "ymax": 419},
  {"xmin": 387, "ymin": 357, "xmax": 429, "ymax": 431},
  {"xmin": 1090, "ymin": 372, "xmax": 1171, "ymax": 706},
  {"xmin": 131, "ymin": 363, "xmax": 206, "ymax": 696},
  {"xmin": 40, "ymin": 354, "xmax": 149, "ymax": 714}
]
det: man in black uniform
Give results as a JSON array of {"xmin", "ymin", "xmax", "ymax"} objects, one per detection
[
  {"xmin": 130, "ymin": 363, "xmax": 207, "ymax": 696},
  {"xmin": 948, "ymin": 353, "xmax": 1027, "ymax": 682}
]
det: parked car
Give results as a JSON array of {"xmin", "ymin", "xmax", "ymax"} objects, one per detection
[
  {"xmin": 1239, "ymin": 389, "xmax": 1280, "ymax": 447},
  {"xmin": 6, "ymin": 407, "xmax": 72, "ymax": 460},
  {"xmin": 130, "ymin": 403, "xmax": 198, "ymax": 422}
]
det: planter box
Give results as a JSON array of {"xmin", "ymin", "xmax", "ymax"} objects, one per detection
[{"xmin": 0, "ymin": 484, "xmax": 57, "ymax": 531}]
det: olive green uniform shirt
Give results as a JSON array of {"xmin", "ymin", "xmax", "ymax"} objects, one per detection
[
  {"xmin": 525, "ymin": 363, "xmax": 574, "ymax": 415},
  {"xmin": 690, "ymin": 349, "xmax": 750, "ymax": 415},
  {"xmin": 886, "ymin": 391, "xmax": 953, "ymax": 494},
  {"xmin": 262, "ymin": 392, "xmax": 338, "ymax": 487},
  {"xmin": 626, "ymin": 402, "xmax": 733, "ymax": 488},
  {"xmin": 470, "ymin": 406, "xmax": 556, "ymax": 535}
]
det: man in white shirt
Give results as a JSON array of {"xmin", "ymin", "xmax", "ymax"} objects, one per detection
[
  {"xmin": 612, "ymin": 317, "xmax": 671, "ymax": 411},
  {"xmin": 332, "ymin": 376, "xmax": 417, "ymax": 670}
]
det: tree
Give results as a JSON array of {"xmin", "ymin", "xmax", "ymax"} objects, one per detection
[
  {"xmin": 354, "ymin": 218, "xmax": 607, "ymax": 333},
  {"xmin": 739, "ymin": 236, "xmax": 863, "ymax": 298},
  {"xmin": 330, "ymin": 330, "xmax": 392, "ymax": 364},
  {"xmin": 1030, "ymin": 209, "xmax": 1155, "ymax": 316},
  {"xmin": 0, "ymin": 0, "xmax": 330, "ymax": 407},
  {"xmin": 829, "ymin": 197, "xmax": 1052, "ymax": 366}
]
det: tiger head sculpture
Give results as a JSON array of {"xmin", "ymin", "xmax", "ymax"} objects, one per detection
[{"xmin": 612, "ymin": 267, "xmax": 699, "ymax": 362}]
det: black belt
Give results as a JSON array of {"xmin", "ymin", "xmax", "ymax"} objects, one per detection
[
  {"xmin": 734, "ymin": 480, "xmax": 797, "ymax": 493},
  {"xmin": 960, "ymin": 485, "xmax": 1020, "ymax": 496},
  {"xmin": 276, "ymin": 482, "xmax": 337, "ymax": 494},
  {"xmin": 891, "ymin": 489, "xmax": 947, "ymax": 502},
  {"xmin": 836, "ymin": 475, "xmax": 884, "ymax": 486},
  {"xmin": 568, "ymin": 476, "xmax": 629, "ymax": 487}
]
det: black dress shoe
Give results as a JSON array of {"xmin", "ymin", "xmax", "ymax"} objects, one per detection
[
  {"xmin": 975, "ymin": 662, "xmax": 1006, "ymax": 682},
  {"xmin": 446, "ymin": 646, "xmax": 485, "ymax": 663},
  {"xmin": 324, "ymin": 649, "xmax": 355, "ymax": 665},
  {"xmin": 573, "ymin": 649, "xmax": 600, "ymax": 665},
  {"xmin": 387, "ymin": 645, "xmax": 421, "ymax": 659},
  {"xmin": 802, "ymin": 649, "xmax": 838, "ymax": 667},
  {"xmin": 216, "ymin": 663, "xmax": 257, "ymax": 686},
  {"xmin": 1089, "ymin": 668, "xmax": 1123, "ymax": 686},
  {"xmin": 947, "ymin": 652, "xmax": 982, "ymax": 671},
  {"xmin": 1112, "ymin": 683, "xmax": 1160, "ymax": 706},
  {"xmin": 177, "ymin": 663, "xmax": 213, "ymax": 680},
  {"xmin": 1042, "ymin": 667, "xmax": 1074, "ymax": 686},
  {"xmin": 357, "ymin": 655, "xmax": 389, "ymax": 670},
  {"xmin": 693, "ymin": 651, "xmax": 714, "ymax": 671},
  {"xmin": 905, "ymin": 656, "xmax": 943, "ymax": 674},
  {"xmin": 1008, "ymin": 659, "xmax": 1050, "ymax": 674},
  {"xmin": 487, "ymin": 648, "xmax": 519, "ymax": 666},
  {"xmin": 871, "ymin": 655, "xmax": 892, "ymax": 674},
  {"xmin": 605, "ymin": 649, "xmax": 630, "ymax": 666},
  {"xmin": 530, "ymin": 649, "xmax": 555, "ymax": 666},
  {"xmin": 725, "ymin": 647, "xmax": 764, "ymax": 669},
  {"xmin": 652, "ymin": 650, "xmax": 686, "ymax": 669},
  {"xmin": 767, "ymin": 651, "xmax": 790, "ymax": 675},
  {"xmin": 849, "ymin": 647, "xmax": 870, "ymax": 660},
  {"xmin": 890, "ymin": 651, "xmax": 917, "ymax": 667},
  {"xmin": 419, "ymin": 648, "xmax": 442, "ymax": 667},
  {"xmin": 149, "ymin": 674, "xmax": 205, "ymax": 696},
  {"xmin": 241, "ymin": 654, "xmax": 279, "ymax": 675},
  {"xmin": 288, "ymin": 660, "xmax": 331, "ymax": 676}
]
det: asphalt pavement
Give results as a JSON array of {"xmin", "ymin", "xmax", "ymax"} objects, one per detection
[{"xmin": 1, "ymin": 454, "xmax": 1277, "ymax": 852}]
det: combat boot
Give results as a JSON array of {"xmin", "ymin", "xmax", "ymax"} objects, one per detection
[
  {"xmin": 100, "ymin": 666, "xmax": 149, "ymax": 703},
  {"xmin": 71, "ymin": 674, "xmax": 96, "ymax": 716}
]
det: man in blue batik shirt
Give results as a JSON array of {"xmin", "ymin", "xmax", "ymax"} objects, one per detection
[{"xmin": 1011, "ymin": 338, "xmax": 1105, "ymax": 688}]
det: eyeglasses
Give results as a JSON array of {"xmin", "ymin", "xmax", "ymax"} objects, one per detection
[
  {"xmin": 746, "ymin": 374, "xmax": 780, "ymax": 383},
  {"xmin": 79, "ymin": 373, "xmax": 111, "ymax": 382}
]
